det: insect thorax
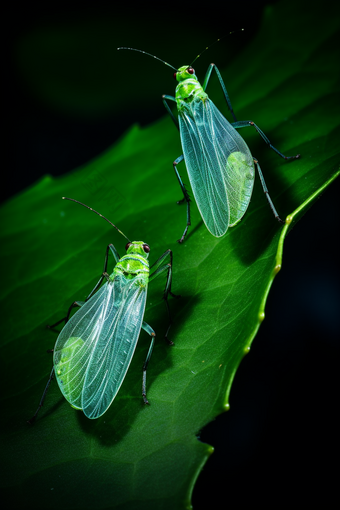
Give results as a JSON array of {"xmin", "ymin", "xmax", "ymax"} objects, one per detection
[
  {"xmin": 114, "ymin": 253, "xmax": 149, "ymax": 280},
  {"xmin": 176, "ymin": 79, "xmax": 207, "ymax": 108}
]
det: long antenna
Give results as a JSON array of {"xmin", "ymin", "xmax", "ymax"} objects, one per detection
[
  {"xmin": 62, "ymin": 197, "xmax": 131, "ymax": 242},
  {"xmin": 190, "ymin": 29, "xmax": 244, "ymax": 66},
  {"xmin": 117, "ymin": 47, "xmax": 178, "ymax": 71}
]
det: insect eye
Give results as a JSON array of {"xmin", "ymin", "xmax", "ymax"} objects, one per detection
[
  {"xmin": 173, "ymin": 72, "xmax": 177, "ymax": 80},
  {"xmin": 125, "ymin": 242, "xmax": 132, "ymax": 251},
  {"xmin": 187, "ymin": 67, "xmax": 194, "ymax": 74},
  {"xmin": 143, "ymin": 244, "xmax": 150, "ymax": 253}
]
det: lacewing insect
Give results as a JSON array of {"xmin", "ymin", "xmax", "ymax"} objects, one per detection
[
  {"xmin": 118, "ymin": 38, "xmax": 300, "ymax": 242},
  {"xmin": 28, "ymin": 198, "xmax": 178, "ymax": 422}
]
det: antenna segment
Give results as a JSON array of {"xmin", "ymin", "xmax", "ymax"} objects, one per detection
[
  {"xmin": 117, "ymin": 47, "xmax": 178, "ymax": 71},
  {"xmin": 62, "ymin": 197, "xmax": 131, "ymax": 242},
  {"xmin": 190, "ymin": 29, "xmax": 244, "ymax": 66}
]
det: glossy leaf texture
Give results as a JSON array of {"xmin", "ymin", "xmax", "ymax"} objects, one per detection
[{"xmin": 1, "ymin": 1, "xmax": 339, "ymax": 508}]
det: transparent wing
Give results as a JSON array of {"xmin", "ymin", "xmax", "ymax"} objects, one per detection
[
  {"xmin": 179, "ymin": 98, "xmax": 255, "ymax": 236},
  {"xmin": 53, "ymin": 274, "xmax": 147, "ymax": 419},
  {"xmin": 82, "ymin": 276, "xmax": 147, "ymax": 419}
]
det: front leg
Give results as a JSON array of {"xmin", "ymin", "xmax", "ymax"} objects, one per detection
[
  {"xmin": 162, "ymin": 94, "xmax": 192, "ymax": 242},
  {"xmin": 162, "ymin": 94, "xmax": 179, "ymax": 131},
  {"xmin": 150, "ymin": 250, "xmax": 180, "ymax": 343},
  {"xmin": 202, "ymin": 64, "xmax": 237, "ymax": 122},
  {"xmin": 162, "ymin": 95, "xmax": 191, "ymax": 243},
  {"xmin": 150, "ymin": 249, "xmax": 179, "ymax": 298}
]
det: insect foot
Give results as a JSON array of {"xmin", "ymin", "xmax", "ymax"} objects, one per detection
[{"xmin": 286, "ymin": 154, "xmax": 301, "ymax": 160}]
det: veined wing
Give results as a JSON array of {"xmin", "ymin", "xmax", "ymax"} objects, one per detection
[
  {"xmin": 53, "ymin": 274, "xmax": 147, "ymax": 419},
  {"xmin": 179, "ymin": 98, "xmax": 255, "ymax": 236}
]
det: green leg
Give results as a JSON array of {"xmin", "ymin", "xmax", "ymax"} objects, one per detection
[
  {"xmin": 150, "ymin": 249, "xmax": 179, "ymax": 297},
  {"xmin": 173, "ymin": 155, "xmax": 191, "ymax": 243},
  {"xmin": 202, "ymin": 64, "xmax": 237, "ymax": 122},
  {"xmin": 162, "ymin": 94, "xmax": 179, "ymax": 130},
  {"xmin": 150, "ymin": 250, "xmax": 180, "ymax": 343},
  {"xmin": 232, "ymin": 120, "xmax": 301, "ymax": 160},
  {"xmin": 109, "ymin": 244, "xmax": 121, "ymax": 263},
  {"xmin": 162, "ymin": 95, "xmax": 191, "ymax": 243},
  {"xmin": 141, "ymin": 321, "xmax": 156, "ymax": 405},
  {"xmin": 27, "ymin": 367, "xmax": 55, "ymax": 424},
  {"xmin": 253, "ymin": 157, "xmax": 284, "ymax": 224},
  {"xmin": 173, "ymin": 155, "xmax": 191, "ymax": 241},
  {"xmin": 47, "ymin": 300, "xmax": 85, "ymax": 331}
]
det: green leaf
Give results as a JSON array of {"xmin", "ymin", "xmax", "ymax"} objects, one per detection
[{"xmin": 2, "ymin": 1, "xmax": 339, "ymax": 509}]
